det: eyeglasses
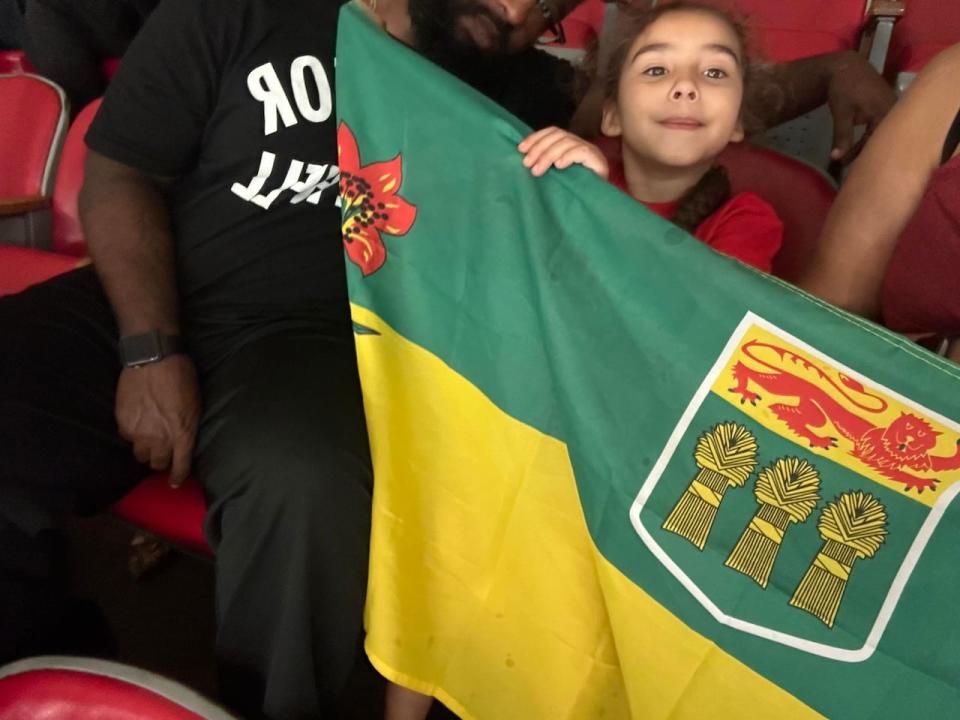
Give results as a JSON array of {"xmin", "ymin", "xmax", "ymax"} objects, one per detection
[{"xmin": 536, "ymin": 0, "xmax": 567, "ymax": 45}]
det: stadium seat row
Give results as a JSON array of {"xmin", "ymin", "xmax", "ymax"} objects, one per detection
[{"xmin": 541, "ymin": 0, "xmax": 959, "ymax": 79}]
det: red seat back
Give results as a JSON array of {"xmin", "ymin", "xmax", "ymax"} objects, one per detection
[
  {"xmin": 0, "ymin": 50, "xmax": 33, "ymax": 74},
  {"xmin": 888, "ymin": 0, "xmax": 960, "ymax": 74},
  {"xmin": 667, "ymin": 0, "xmax": 868, "ymax": 62},
  {"xmin": 51, "ymin": 98, "xmax": 101, "ymax": 256},
  {"xmin": 719, "ymin": 142, "xmax": 836, "ymax": 281},
  {"xmin": 0, "ymin": 73, "xmax": 67, "ymax": 197},
  {"xmin": 0, "ymin": 657, "xmax": 237, "ymax": 720}
]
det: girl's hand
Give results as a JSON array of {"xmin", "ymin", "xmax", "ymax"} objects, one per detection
[{"xmin": 518, "ymin": 127, "xmax": 609, "ymax": 179}]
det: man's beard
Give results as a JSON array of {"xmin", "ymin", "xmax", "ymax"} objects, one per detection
[{"xmin": 408, "ymin": 0, "xmax": 514, "ymax": 71}]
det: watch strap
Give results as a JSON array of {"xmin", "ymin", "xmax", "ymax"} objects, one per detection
[{"xmin": 118, "ymin": 331, "xmax": 185, "ymax": 368}]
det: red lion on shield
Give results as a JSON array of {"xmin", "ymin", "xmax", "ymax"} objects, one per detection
[{"xmin": 728, "ymin": 339, "xmax": 960, "ymax": 493}]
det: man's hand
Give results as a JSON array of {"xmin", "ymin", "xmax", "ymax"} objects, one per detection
[
  {"xmin": 826, "ymin": 51, "xmax": 896, "ymax": 162},
  {"xmin": 116, "ymin": 355, "xmax": 201, "ymax": 487},
  {"xmin": 519, "ymin": 127, "xmax": 610, "ymax": 179}
]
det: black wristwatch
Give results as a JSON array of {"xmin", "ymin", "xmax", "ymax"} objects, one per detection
[{"xmin": 118, "ymin": 331, "xmax": 185, "ymax": 368}]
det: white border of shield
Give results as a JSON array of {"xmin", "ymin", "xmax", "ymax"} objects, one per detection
[{"xmin": 629, "ymin": 311, "xmax": 960, "ymax": 662}]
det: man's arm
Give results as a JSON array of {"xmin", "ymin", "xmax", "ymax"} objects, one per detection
[
  {"xmin": 748, "ymin": 50, "xmax": 896, "ymax": 161},
  {"xmin": 796, "ymin": 45, "xmax": 960, "ymax": 318},
  {"xmin": 79, "ymin": 151, "xmax": 200, "ymax": 486},
  {"xmin": 80, "ymin": 151, "xmax": 178, "ymax": 337}
]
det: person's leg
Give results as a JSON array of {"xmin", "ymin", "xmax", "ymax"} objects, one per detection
[
  {"xmin": 195, "ymin": 328, "xmax": 373, "ymax": 720},
  {"xmin": 385, "ymin": 683, "xmax": 434, "ymax": 720},
  {"xmin": 0, "ymin": 267, "xmax": 148, "ymax": 663}
]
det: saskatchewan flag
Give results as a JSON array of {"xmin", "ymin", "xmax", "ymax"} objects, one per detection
[{"xmin": 336, "ymin": 4, "xmax": 960, "ymax": 718}]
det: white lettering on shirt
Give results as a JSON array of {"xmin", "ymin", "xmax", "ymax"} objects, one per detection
[
  {"xmin": 231, "ymin": 151, "xmax": 340, "ymax": 210},
  {"xmin": 247, "ymin": 63, "xmax": 298, "ymax": 136},
  {"xmin": 230, "ymin": 150, "xmax": 276, "ymax": 201},
  {"xmin": 235, "ymin": 56, "xmax": 338, "ymax": 210},
  {"xmin": 290, "ymin": 56, "xmax": 332, "ymax": 124},
  {"xmin": 247, "ymin": 56, "xmax": 333, "ymax": 136}
]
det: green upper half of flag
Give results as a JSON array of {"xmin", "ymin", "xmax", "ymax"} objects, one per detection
[{"xmin": 336, "ymin": 4, "xmax": 960, "ymax": 716}]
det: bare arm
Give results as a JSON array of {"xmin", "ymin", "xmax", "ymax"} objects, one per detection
[
  {"xmin": 796, "ymin": 45, "xmax": 960, "ymax": 318},
  {"xmin": 79, "ymin": 150, "xmax": 179, "ymax": 336},
  {"xmin": 78, "ymin": 150, "xmax": 200, "ymax": 486},
  {"xmin": 747, "ymin": 50, "xmax": 895, "ymax": 160}
]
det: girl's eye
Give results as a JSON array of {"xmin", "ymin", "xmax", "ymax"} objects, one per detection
[
  {"xmin": 704, "ymin": 68, "xmax": 728, "ymax": 79},
  {"xmin": 643, "ymin": 66, "xmax": 667, "ymax": 77}
]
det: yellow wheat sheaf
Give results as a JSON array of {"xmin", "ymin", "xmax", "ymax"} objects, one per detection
[
  {"xmin": 725, "ymin": 457, "xmax": 821, "ymax": 588},
  {"xmin": 790, "ymin": 491, "xmax": 888, "ymax": 627},
  {"xmin": 664, "ymin": 423, "xmax": 759, "ymax": 550}
]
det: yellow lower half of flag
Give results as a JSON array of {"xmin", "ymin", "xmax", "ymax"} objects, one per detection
[{"xmin": 352, "ymin": 305, "xmax": 823, "ymax": 720}]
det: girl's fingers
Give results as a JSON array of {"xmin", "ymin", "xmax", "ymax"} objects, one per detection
[
  {"xmin": 518, "ymin": 126, "xmax": 562, "ymax": 153},
  {"xmin": 520, "ymin": 128, "xmax": 572, "ymax": 167},
  {"xmin": 555, "ymin": 146, "xmax": 609, "ymax": 178},
  {"xmin": 530, "ymin": 137, "xmax": 588, "ymax": 175}
]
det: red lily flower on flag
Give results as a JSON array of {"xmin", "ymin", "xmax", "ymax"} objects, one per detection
[{"xmin": 338, "ymin": 122, "xmax": 417, "ymax": 276}]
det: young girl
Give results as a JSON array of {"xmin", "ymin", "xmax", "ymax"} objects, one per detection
[{"xmin": 519, "ymin": 2, "xmax": 783, "ymax": 272}]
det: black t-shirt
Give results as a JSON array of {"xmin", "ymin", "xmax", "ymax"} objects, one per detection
[
  {"xmin": 86, "ymin": 0, "xmax": 574, "ymax": 363},
  {"xmin": 88, "ymin": 0, "xmax": 350, "ymax": 360}
]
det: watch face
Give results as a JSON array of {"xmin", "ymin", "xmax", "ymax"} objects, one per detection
[{"xmin": 120, "ymin": 333, "xmax": 164, "ymax": 367}]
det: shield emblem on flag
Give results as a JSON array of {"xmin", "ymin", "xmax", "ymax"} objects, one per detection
[{"xmin": 631, "ymin": 312, "xmax": 960, "ymax": 661}]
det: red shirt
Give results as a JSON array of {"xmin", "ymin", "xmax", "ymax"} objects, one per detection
[
  {"xmin": 881, "ymin": 155, "xmax": 960, "ymax": 336},
  {"xmin": 609, "ymin": 166, "xmax": 783, "ymax": 272}
]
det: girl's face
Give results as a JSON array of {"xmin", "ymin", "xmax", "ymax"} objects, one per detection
[{"xmin": 601, "ymin": 10, "xmax": 746, "ymax": 171}]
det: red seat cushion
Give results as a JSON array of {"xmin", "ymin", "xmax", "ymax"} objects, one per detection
[
  {"xmin": 113, "ymin": 474, "xmax": 211, "ymax": 556},
  {"xmin": 0, "ymin": 246, "xmax": 82, "ymax": 294},
  {"xmin": 51, "ymin": 98, "xmax": 102, "ymax": 256},
  {"xmin": 0, "ymin": 74, "xmax": 67, "ymax": 197}
]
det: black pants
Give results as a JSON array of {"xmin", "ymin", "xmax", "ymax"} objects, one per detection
[{"xmin": 0, "ymin": 267, "xmax": 373, "ymax": 719}]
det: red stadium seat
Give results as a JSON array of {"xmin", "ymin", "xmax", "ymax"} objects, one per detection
[
  {"xmin": 0, "ymin": 656, "xmax": 237, "ymax": 720},
  {"xmin": 51, "ymin": 99, "xmax": 101, "ymax": 256},
  {"xmin": 0, "ymin": 50, "xmax": 33, "ymax": 74},
  {"xmin": 113, "ymin": 474, "xmax": 211, "ymax": 557},
  {"xmin": 0, "ymin": 245, "xmax": 82, "ymax": 293},
  {"xmin": 0, "ymin": 73, "xmax": 67, "ymax": 199},
  {"xmin": 887, "ymin": 0, "xmax": 960, "ymax": 78},
  {"xmin": 718, "ymin": 142, "xmax": 837, "ymax": 282}
]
